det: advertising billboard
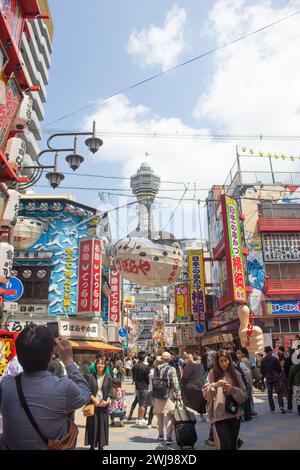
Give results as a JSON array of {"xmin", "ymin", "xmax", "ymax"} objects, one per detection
[
  {"xmin": 187, "ymin": 249, "xmax": 206, "ymax": 321},
  {"xmin": 221, "ymin": 195, "xmax": 247, "ymax": 303},
  {"xmin": 108, "ymin": 269, "xmax": 121, "ymax": 324},
  {"xmin": 174, "ymin": 283, "xmax": 190, "ymax": 322},
  {"xmin": 77, "ymin": 238, "xmax": 102, "ymax": 316}
]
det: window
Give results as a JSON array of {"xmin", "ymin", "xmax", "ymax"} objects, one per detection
[
  {"xmin": 33, "ymin": 282, "xmax": 49, "ymax": 300},
  {"xmin": 280, "ymin": 319, "xmax": 290, "ymax": 333},
  {"xmin": 273, "ymin": 319, "xmax": 280, "ymax": 333},
  {"xmin": 262, "ymin": 233, "xmax": 300, "ymax": 262},
  {"xmin": 23, "ymin": 281, "xmax": 33, "ymax": 299},
  {"xmin": 290, "ymin": 318, "xmax": 300, "ymax": 332}
]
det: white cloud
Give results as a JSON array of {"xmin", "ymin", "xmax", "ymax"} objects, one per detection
[
  {"xmin": 83, "ymin": 0, "xmax": 300, "ymax": 239},
  {"xmin": 194, "ymin": 0, "xmax": 300, "ymax": 139},
  {"xmin": 127, "ymin": 4, "xmax": 187, "ymax": 71}
]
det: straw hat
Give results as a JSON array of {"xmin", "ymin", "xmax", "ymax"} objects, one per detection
[{"xmin": 162, "ymin": 351, "xmax": 171, "ymax": 362}]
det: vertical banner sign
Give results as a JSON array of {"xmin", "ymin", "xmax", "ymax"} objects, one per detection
[
  {"xmin": 0, "ymin": 0, "xmax": 24, "ymax": 49},
  {"xmin": 109, "ymin": 270, "xmax": 121, "ymax": 323},
  {"xmin": 77, "ymin": 238, "xmax": 102, "ymax": 315},
  {"xmin": 63, "ymin": 247, "xmax": 74, "ymax": 314},
  {"xmin": 187, "ymin": 250, "xmax": 206, "ymax": 321},
  {"xmin": 174, "ymin": 283, "xmax": 190, "ymax": 322},
  {"xmin": 221, "ymin": 195, "xmax": 247, "ymax": 303},
  {"xmin": 0, "ymin": 76, "xmax": 22, "ymax": 149},
  {"xmin": 92, "ymin": 239, "xmax": 102, "ymax": 314}
]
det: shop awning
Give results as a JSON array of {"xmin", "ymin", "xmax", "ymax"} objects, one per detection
[{"xmin": 69, "ymin": 340, "xmax": 122, "ymax": 352}]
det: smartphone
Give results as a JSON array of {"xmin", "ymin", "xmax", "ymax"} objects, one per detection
[{"xmin": 46, "ymin": 322, "xmax": 59, "ymax": 339}]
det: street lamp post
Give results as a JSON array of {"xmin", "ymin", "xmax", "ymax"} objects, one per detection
[{"xmin": 17, "ymin": 121, "xmax": 103, "ymax": 190}]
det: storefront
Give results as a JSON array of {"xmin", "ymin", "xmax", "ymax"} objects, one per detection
[
  {"xmin": 201, "ymin": 333, "xmax": 234, "ymax": 351},
  {"xmin": 69, "ymin": 339, "xmax": 122, "ymax": 364}
]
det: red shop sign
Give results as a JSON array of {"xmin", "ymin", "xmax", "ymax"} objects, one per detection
[
  {"xmin": 0, "ymin": 75, "xmax": 22, "ymax": 150},
  {"xmin": 77, "ymin": 238, "xmax": 102, "ymax": 315},
  {"xmin": 108, "ymin": 269, "xmax": 121, "ymax": 324}
]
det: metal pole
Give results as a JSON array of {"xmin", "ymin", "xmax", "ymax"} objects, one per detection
[
  {"xmin": 269, "ymin": 156, "xmax": 275, "ymax": 184},
  {"xmin": 121, "ymin": 277, "xmax": 124, "ymax": 330}
]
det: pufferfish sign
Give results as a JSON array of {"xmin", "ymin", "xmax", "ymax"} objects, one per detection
[{"xmin": 113, "ymin": 237, "xmax": 183, "ymax": 287}]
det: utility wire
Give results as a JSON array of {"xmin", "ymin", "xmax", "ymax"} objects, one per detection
[
  {"xmin": 45, "ymin": 9, "xmax": 300, "ymax": 125},
  {"xmin": 33, "ymin": 186, "xmax": 300, "ymax": 206},
  {"xmin": 39, "ymin": 129, "xmax": 300, "ymax": 140},
  {"xmin": 162, "ymin": 186, "xmax": 189, "ymax": 231}
]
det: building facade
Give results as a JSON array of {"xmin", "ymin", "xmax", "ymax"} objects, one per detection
[
  {"xmin": 0, "ymin": 1, "xmax": 53, "ymax": 317},
  {"xmin": 4, "ymin": 195, "xmax": 116, "ymax": 361},
  {"xmin": 205, "ymin": 157, "xmax": 300, "ymax": 351}
]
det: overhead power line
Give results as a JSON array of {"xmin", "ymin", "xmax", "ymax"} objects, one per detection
[
  {"xmin": 39, "ymin": 129, "xmax": 300, "ymax": 141},
  {"xmin": 45, "ymin": 9, "xmax": 300, "ymax": 125}
]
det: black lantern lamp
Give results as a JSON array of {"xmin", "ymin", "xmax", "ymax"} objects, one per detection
[
  {"xmin": 46, "ymin": 152, "xmax": 65, "ymax": 189},
  {"xmin": 65, "ymin": 137, "xmax": 85, "ymax": 171},
  {"xmin": 17, "ymin": 121, "xmax": 103, "ymax": 190},
  {"xmin": 85, "ymin": 121, "xmax": 103, "ymax": 154}
]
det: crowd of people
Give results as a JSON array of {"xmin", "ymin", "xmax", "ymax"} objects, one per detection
[{"xmin": 0, "ymin": 323, "xmax": 299, "ymax": 450}]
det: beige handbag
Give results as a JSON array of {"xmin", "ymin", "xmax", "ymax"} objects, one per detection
[{"xmin": 82, "ymin": 404, "xmax": 95, "ymax": 417}]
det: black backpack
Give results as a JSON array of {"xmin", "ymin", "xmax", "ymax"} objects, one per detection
[{"xmin": 152, "ymin": 366, "xmax": 170, "ymax": 399}]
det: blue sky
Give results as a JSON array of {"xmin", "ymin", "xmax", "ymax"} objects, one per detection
[{"xmin": 36, "ymin": 0, "xmax": 300, "ymax": 240}]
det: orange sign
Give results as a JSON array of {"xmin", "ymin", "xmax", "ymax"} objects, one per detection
[{"xmin": 174, "ymin": 283, "xmax": 190, "ymax": 321}]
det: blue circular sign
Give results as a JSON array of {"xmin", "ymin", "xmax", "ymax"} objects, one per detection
[
  {"xmin": 1, "ymin": 277, "xmax": 24, "ymax": 302},
  {"xmin": 118, "ymin": 328, "xmax": 128, "ymax": 338},
  {"xmin": 196, "ymin": 324, "xmax": 204, "ymax": 334}
]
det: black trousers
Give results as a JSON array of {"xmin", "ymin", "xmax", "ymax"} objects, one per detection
[
  {"xmin": 267, "ymin": 381, "xmax": 284, "ymax": 410},
  {"xmin": 287, "ymin": 388, "xmax": 293, "ymax": 411},
  {"xmin": 214, "ymin": 418, "xmax": 241, "ymax": 450},
  {"xmin": 128, "ymin": 395, "xmax": 138, "ymax": 418}
]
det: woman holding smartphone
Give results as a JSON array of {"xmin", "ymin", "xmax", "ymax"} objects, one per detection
[
  {"xmin": 202, "ymin": 349, "xmax": 246, "ymax": 450},
  {"xmin": 84, "ymin": 353, "xmax": 113, "ymax": 450}
]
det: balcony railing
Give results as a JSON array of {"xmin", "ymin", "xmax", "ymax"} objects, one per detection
[
  {"xmin": 224, "ymin": 171, "xmax": 300, "ymax": 197},
  {"xmin": 265, "ymin": 278, "xmax": 300, "ymax": 295},
  {"xmin": 258, "ymin": 217, "xmax": 300, "ymax": 232}
]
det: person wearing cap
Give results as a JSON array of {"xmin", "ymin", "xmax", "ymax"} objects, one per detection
[
  {"xmin": 153, "ymin": 351, "xmax": 181, "ymax": 445},
  {"xmin": 260, "ymin": 346, "xmax": 285, "ymax": 413}
]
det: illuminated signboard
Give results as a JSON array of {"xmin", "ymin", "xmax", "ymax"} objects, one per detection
[
  {"xmin": 266, "ymin": 301, "xmax": 300, "ymax": 315},
  {"xmin": 187, "ymin": 249, "xmax": 206, "ymax": 321},
  {"xmin": 221, "ymin": 195, "xmax": 247, "ymax": 303},
  {"xmin": 0, "ymin": 0, "xmax": 24, "ymax": 49},
  {"xmin": 0, "ymin": 75, "xmax": 22, "ymax": 149},
  {"xmin": 77, "ymin": 238, "xmax": 102, "ymax": 316},
  {"xmin": 108, "ymin": 269, "xmax": 121, "ymax": 324},
  {"xmin": 174, "ymin": 283, "xmax": 190, "ymax": 322}
]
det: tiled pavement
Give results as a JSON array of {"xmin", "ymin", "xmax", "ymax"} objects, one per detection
[{"xmin": 75, "ymin": 378, "xmax": 300, "ymax": 451}]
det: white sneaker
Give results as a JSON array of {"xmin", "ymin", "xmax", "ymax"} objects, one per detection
[
  {"xmin": 147, "ymin": 424, "xmax": 152, "ymax": 429},
  {"xmin": 136, "ymin": 419, "xmax": 147, "ymax": 426}
]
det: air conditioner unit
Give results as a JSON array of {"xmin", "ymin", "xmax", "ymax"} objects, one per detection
[
  {"xmin": 1, "ymin": 189, "xmax": 20, "ymax": 227},
  {"xmin": 5, "ymin": 137, "xmax": 26, "ymax": 173},
  {"xmin": 0, "ymin": 241, "xmax": 14, "ymax": 283},
  {"xmin": 12, "ymin": 95, "xmax": 33, "ymax": 130}
]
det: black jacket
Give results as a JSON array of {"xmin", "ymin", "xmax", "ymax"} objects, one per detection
[
  {"xmin": 260, "ymin": 355, "xmax": 281, "ymax": 383},
  {"xmin": 132, "ymin": 362, "xmax": 150, "ymax": 390}
]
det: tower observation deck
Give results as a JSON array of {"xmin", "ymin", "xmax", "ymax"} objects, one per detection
[{"xmin": 130, "ymin": 162, "xmax": 161, "ymax": 204}]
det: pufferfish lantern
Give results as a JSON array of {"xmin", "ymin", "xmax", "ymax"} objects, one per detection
[{"xmin": 113, "ymin": 236, "xmax": 183, "ymax": 287}]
